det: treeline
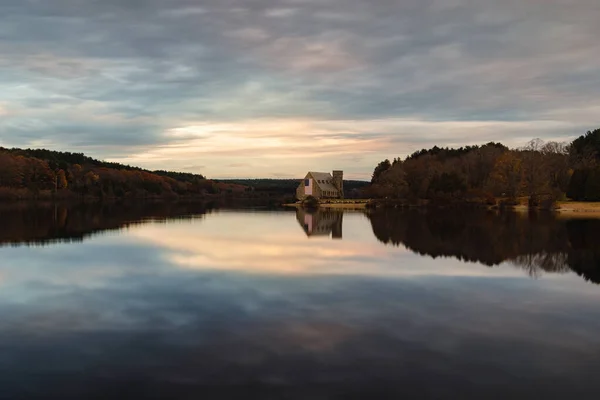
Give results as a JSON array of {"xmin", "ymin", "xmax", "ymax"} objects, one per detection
[
  {"xmin": 567, "ymin": 129, "xmax": 600, "ymax": 201},
  {"xmin": 367, "ymin": 128, "xmax": 600, "ymax": 205},
  {"xmin": 217, "ymin": 178, "xmax": 370, "ymax": 197},
  {"xmin": 0, "ymin": 147, "xmax": 217, "ymax": 200}
]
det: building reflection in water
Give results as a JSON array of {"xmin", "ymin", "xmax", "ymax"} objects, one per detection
[{"xmin": 295, "ymin": 209, "xmax": 343, "ymax": 239}]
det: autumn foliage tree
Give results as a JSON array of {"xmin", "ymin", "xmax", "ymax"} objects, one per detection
[
  {"xmin": 367, "ymin": 134, "xmax": 580, "ymax": 207},
  {"xmin": 567, "ymin": 129, "xmax": 600, "ymax": 201},
  {"xmin": 0, "ymin": 147, "xmax": 211, "ymax": 200},
  {"xmin": 488, "ymin": 151, "xmax": 522, "ymax": 202},
  {"xmin": 368, "ymin": 142, "xmax": 509, "ymax": 203},
  {"xmin": 56, "ymin": 169, "xmax": 68, "ymax": 190}
]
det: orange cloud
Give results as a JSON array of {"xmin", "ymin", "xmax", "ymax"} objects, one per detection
[{"xmin": 105, "ymin": 117, "xmax": 580, "ymax": 179}]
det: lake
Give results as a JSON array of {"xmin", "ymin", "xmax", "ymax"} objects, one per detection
[{"xmin": 1, "ymin": 202, "xmax": 599, "ymax": 399}]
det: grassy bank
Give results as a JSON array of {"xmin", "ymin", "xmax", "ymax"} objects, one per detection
[
  {"xmin": 284, "ymin": 199, "xmax": 369, "ymax": 209},
  {"xmin": 554, "ymin": 201, "xmax": 600, "ymax": 217},
  {"xmin": 285, "ymin": 199, "xmax": 600, "ymax": 216}
]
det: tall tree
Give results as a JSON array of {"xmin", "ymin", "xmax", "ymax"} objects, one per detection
[
  {"xmin": 489, "ymin": 151, "xmax": 523, "ymax": 200},
  {"xmin": 570, "ymin": 128, "xmax": 600, "ymax": 169},
  {"xmin": 584, "ymin": 169, "xmax": 600, "ymax": 201},
  {"xmin": 371, "ymin": 159, "xmax": 392, "ymax": 183},
  {"xmin": 567, "ymin": 169, "xmax": 588, "ymax": 201},
  {"xmin": 56, "ymin": 169, "xmax": 68, "ymax": 190}
]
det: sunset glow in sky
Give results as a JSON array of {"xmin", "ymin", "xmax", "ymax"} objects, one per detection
[{"xmin": 1, "ymin": 0, "xmax": 599, "ymax": 179}]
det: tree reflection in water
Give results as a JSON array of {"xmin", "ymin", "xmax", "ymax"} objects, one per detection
[
  {"xmin": 367, "ymin": 209, "xmax": 600, "ymax": 284},
  {"xmin": 1, "ymin": 203, "xmax": 598, "ymax": 284},
  {"xmin": 0, "ymin": 201, "xmax": 215, "ymax": 247}
]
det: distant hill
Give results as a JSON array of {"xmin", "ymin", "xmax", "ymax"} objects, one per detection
[
  {"xmin": 215, "ymin": 178, "xmax": 370, "ymax": 197},
  {"xmin": 0, "ymin": 147, "xmax": 220, "ymax": 200}
]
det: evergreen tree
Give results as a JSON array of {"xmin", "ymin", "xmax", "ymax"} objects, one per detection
[
  {"xmin": 567, "ymin": 169, "xmax": 588, "ymax": 201},
  {"xmin": 371, "ymin": 159, "xmax": 392, "ymax": 183},
  {"xmin": 584, "ymin": 169, "xmax": 600, "ymax": 201}
]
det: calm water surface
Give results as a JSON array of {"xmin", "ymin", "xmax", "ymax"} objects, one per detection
[{"xmin": 0, "ymin": 203, "xmax": 599, "ymax": 399}]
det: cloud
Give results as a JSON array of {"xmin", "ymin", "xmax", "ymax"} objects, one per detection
[
  {"xmin": 0, "ymin": 0, "xmax": 599, "ymax": 176},
  {"xmin": 105, "ymin": 117, "xmax": 582, "ymax": 179}
]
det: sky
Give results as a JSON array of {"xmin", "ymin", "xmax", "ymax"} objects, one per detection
[{"xmin": 1, "ymin": 0, "xmax": 599, "ymax": 179}]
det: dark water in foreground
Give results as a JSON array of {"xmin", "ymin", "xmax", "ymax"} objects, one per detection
[{"xmin": 0, "ymin": 203, "xmax": 599, "ymax": 399}]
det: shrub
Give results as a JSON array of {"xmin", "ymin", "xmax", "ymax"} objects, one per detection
[{"xmin": 302, "ymin": 195, "xmax": 319, "ymax": 209}]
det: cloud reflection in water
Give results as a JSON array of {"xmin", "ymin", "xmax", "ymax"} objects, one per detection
[{"xmin": 0, "ymin": 208, "xmax": 599, "ymax": 398}]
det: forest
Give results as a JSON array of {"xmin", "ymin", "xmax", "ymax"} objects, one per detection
[
  {"xmin": 0, "ymin": 147, "xmax": 218, "ymax": 200},
  {"xmin": 366, "ymin": 128, "xmax": 600, "ymax": 206}
]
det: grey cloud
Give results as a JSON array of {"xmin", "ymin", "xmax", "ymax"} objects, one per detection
[
  {"xmin": 0, "ymin": 117, "xmax": 164, "ymax": 157},
  {"xmin": 0, "ymin": 0, "xmax": 599, "ymax": 164},
  {"xmin": 182, "ymin": 164, "xmax": 206, "ymax": 171}
]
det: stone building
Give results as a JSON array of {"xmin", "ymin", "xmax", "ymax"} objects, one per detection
[{"xmin": 296, "ymin": 170, "xmax": 344, "ymax": 200}]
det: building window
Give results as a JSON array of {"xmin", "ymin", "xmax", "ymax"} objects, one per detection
[{"xmin": 305, "ymin": 179, "xmax": 310, "ymax": 187}]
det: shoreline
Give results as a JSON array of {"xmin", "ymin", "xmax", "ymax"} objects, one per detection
[
  {"xmin": 554, "ymin": 202, "xmax": 600, "ymax": 218},
  {"xmin": 284, "ymin": 200, "xmax": 600, "ymax": 217},
  {"xmin": 283, "ymin": 201, "xmax": 369, "ymax": 210},
  {"xmin": 512, "ymin": 202, "xmax": 600, "ymax": 217}
]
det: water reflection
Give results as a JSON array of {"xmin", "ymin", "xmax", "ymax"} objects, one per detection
[
  {"xmin": 296, "ymin": 209, "xmax": 343, "ymax": 238},
  {"xmin": 0, "ymin": 204, "xmax": 599, "ymax": 398},
  {"xmin": 0, "ymin": 204, "xmax": 599, "ymax": 284},
  {"xmin": 0, "ymin": 202, "xmax": 214, "ymax": 247},
  {"xmin": 367, "ymin": 209, "xmax": 600, "ymax": 284}
]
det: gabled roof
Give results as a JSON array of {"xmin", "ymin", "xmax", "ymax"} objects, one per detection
[
  {"xmin": 307, "ymin": 172, "xmax": 339, "ymax": 192},
  {"xmin": 308, "ymin": 172, "xmax": 333, "ymax": 181},
  {"xmin": 318, "ymin": 182, "xmax": 340, "ymax": 192}
]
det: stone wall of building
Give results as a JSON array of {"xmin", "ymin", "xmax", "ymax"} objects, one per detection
[
  {"xmin": 296, "ymin": 176, "xmax": 323, "ymax": 200},
  {"xmin": 332, "ymin": 170, "xmax": 344, "ymax": 199}
]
